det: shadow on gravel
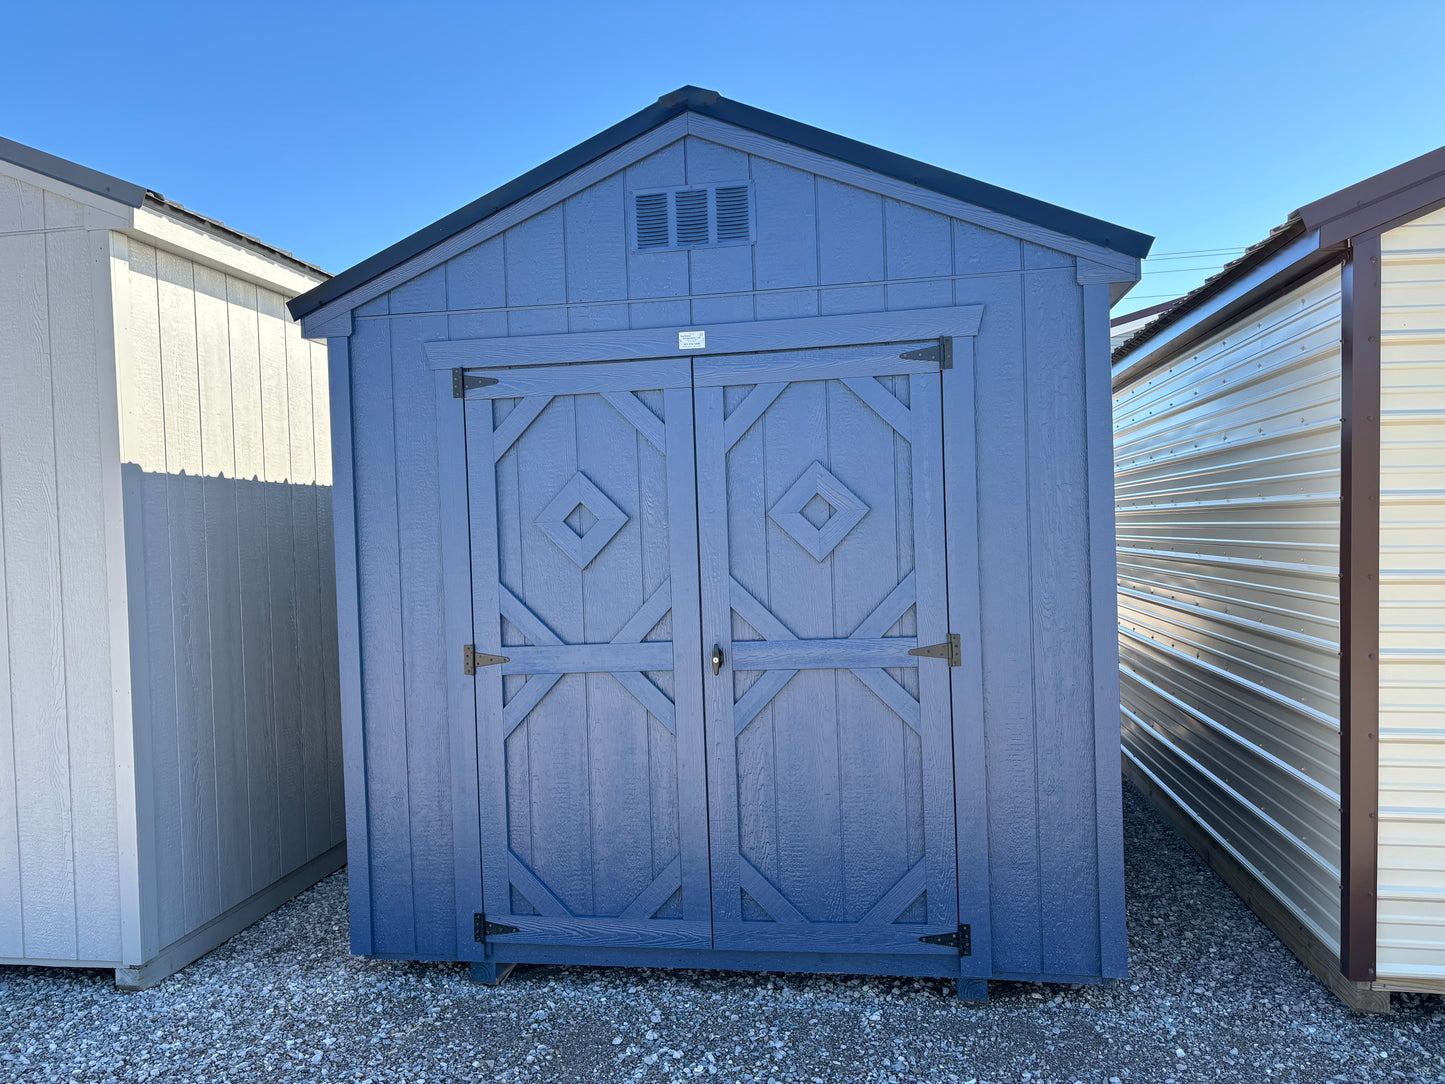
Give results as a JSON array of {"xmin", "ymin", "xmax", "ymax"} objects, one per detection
[{"xmin": 2, "ymin": 781, "xmax": 1442, "ymax": 1084}]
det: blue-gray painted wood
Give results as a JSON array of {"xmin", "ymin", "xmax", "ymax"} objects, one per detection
[{"xmin": 334, "ymin": 128, "xmax": 1127, "ymax": 984}]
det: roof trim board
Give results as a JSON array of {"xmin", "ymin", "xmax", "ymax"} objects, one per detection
[
  {"xmin": 1114, "ymin": 143, "xmax": 1445, "ymax": 377},
  {"xmin": 288, "ymin": 86, "xmax": 1152, "ymax": 323},
  {"xmin": 0, "ymin": 135, "xmax": 146, "ymax": 207}
]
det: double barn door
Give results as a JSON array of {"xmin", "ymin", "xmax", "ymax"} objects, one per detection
[{"xmin": 464, "ymin": 342, "xmax": 961, "ymax": 966}]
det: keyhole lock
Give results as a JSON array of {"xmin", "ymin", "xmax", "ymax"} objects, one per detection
[{"xmin": 711, "ymin": 645, "xmax": 724, "ymax": 676}]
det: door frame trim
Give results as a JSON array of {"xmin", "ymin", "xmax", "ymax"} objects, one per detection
[
  {"xmin": 433, "ymin": 303, "xmax": 989, "ymax": 970},
  {"xmin": 425, "ymin": 305, "xmax": 984, "ymax": 372}
]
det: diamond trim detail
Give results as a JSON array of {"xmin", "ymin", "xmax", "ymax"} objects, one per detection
[
  {"xmin": 768, "ymin": 462, "xmax": 868, "ymax": 561},
  {"xmin": 535, "ymin": 472, "xmax": 628, "ymax": 568}
]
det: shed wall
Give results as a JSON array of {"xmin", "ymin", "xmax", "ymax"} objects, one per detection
[
  {"xmin": 1114, "ymin": 270, "xmax": 1344, "ymax": 953},
  {"xmin": 0, "ymin": 173, "xmax": 125, "ymax": 962},
  {"xmin": 1377, "ymin": 206, "xmax": 1445, "ymax": 983},
  {"xmin": 116, "ymin": 235, "xmax": 343, "ymax": 959},
  {"xmin": 341, "ymin": 134, "xmax": 1121, "ymax": 977}
]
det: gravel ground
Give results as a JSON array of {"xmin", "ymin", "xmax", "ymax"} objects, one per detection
[{"xmin": 3, "ymin": 783, "xmax": 1442, "ymax": 1084}]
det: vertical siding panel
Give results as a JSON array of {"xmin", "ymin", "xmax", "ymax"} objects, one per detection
[
  {"xmin": 48, "ymin": 225, "xmax": 123, "ymax": 959},
  {"xmin": 564, "ymin": 174, "xmax": 628, "ymax": 332},
  {"xmin": 195, "ymin": 264, "xmax": 250, "ymax": 913},
  {"xmin": 0, "ymin": 229, "xmax": 73, "ymax": 957},
  {"xmin": 750, "ymin": 157, "xmax": 818, "ymax": 320},
  {"xmin": 0, "ymin": 340, "xmax": 17, "ymax": 954},
  {"xmin": 626, "ymin": 142, "xmax": 689, "ymax": 328},
  {"xmin": 311, "ymin": 338, "xmax": 346, "ymax": 847},
  {"xmin": 817, "ymin": 179, "xmax": 884, "ymax": 316},
  {"xmin": 1023, "ymin": 264, "xmax": 1099, "ymax": 976},
  {"xmin": 350, "ymin": 316, "xmax": 414, "ymax": 951},
  {"xmin": 505, "ymin": 206, "xmax": 568, "ymax": 336},
  {"xmin": 123, "ymin": 241, "xmax": 178, "ymax": 952},
  {"xmin": 227, "ymin": 277, "xmax": 278, "ymax": 893},
  {"xmin": 956, "ymin": 234, "xmax": 1043, "ymax": 974},
  {"xmin": 390, "ymin": 314, "xmax": 455, "ymax": 952},
  {"xmin": 157, "ymin": 249, "xmax": 220, "ymax": 931},
  {"xmin": 445, "ymin": 237, "xmax": 506, "ymax": 312},
  {"xmin": 389, "ymin": 265, "xmax": 445, "ymax": 317},
  {"xmin": 686, "ymin": 138, "xmax": 754, "ymax": 324},
  {"xmin": 885, "ymin": 200, "xmax": 953, "ymax": 310},
  {"xmin": 257, "ymin": 288, "xmax": 305, "ymax": 875},
  {"xmin": 286, "ymin": 317, "xmax": 329, "ymax": 860}
]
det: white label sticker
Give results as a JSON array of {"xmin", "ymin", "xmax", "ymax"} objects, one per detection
[{"xmin": 678, "ymin": 330, "xmax": 706, "ymax": 350}]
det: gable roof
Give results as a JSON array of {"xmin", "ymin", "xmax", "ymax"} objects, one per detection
[
  {"xmin": 1112, "ymin": 142, "xmax": 1445, "ymax": 374},
  {"xmin": 0, "ymin": 135, "xmax": 328, "ymax": 280},
  {"xmin": 288, "ymin": 86, "xmax": 1153, "ymax": 321}
]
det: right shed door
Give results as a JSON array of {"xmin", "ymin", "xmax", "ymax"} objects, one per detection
[{"xmin": 694, "ymin": 343, "xmax": 961, "ymax": 958}]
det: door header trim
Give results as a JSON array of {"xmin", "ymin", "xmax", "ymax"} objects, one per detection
[{"xmin": 425, "ymin": 304, "xmax": 984, "ymax": 372}]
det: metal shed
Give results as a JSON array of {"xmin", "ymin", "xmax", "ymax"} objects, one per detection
[
  {"xmin": 0, "ymin": 139, "xmax": 345, "ymax": 988},
  {"xmin": 1113, "ymin": 145, "xmax": 1445, "ymax": 1012},
  {"xmin": 289, "ymin": 87, "xmax": 1151, "ymax": 998}
]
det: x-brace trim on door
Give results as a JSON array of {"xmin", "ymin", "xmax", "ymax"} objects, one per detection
[
  {"xmin": 498, "ymin": 581, "xmax": 677, "ymax": 734},
  {"xmin": 727, "ymin": 571, "xmax": 923, "ymax": 735}
]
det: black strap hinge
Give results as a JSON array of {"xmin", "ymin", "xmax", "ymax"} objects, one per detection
[
  {"xmin": 453, "ymin": 368, "xmax": 500, "ymax": 398},
  {"xmin": 898, "ymin": 336, "xmax": 953, "ymax": 370},
  {"xmin": 908, "ymin": 633, "xmax": 961, "ymax": 667},
  {"xmin": 919, "ymin": 924, "xmax": 971, "ymax": 955},
  {"xmin": 463, "ymin": 644, "xmax": 509, "ymax": 675},
  {"xmin": 474, "ymin": 913, "xmax": 520, "ymax": 943}
]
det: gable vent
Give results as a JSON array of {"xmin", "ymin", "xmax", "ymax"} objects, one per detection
[
  {"xmin": 714, "ymin": 185, "xmax": 751, "ymax": 242},
  {"xmin": 632, "ymin": 182, "xmax": 754, "ymax": 252},
  {"xmin": 634, "ymin": 191, "xmax": 670, "ymax": 250}
]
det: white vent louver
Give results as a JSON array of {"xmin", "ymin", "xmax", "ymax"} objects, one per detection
[{"xmin": 633, "ymin": 183, "xmax": 753, "ymax": 251}]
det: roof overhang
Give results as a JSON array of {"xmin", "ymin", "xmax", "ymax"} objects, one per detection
[
  {"xmin": 1113, "ymin": 142, "xmax": 1445, "ymax": 389},
  {"xmin": 289, "ymin": 86, "xmax": 1153, "ymax": 325}
]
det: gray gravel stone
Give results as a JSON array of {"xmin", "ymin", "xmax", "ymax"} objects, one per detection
[{"xmin": 2, "ymin": 783, "xmax": 1442, "ymax": 1082}]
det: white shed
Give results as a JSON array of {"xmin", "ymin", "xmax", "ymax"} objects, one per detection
[
  {"xmin": 1113, "ymin": 145, "xmax": 1445, "ymax": 1011},
  {"xmin": 0, "ymin": 138, "xmax": 344, "ymax": 988}
]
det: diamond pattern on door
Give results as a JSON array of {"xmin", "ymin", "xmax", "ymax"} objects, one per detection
[
  {"xmin": 768, "ymin": 461, "xmax": 870, "ymax": 560},
  {"xmin": 534, "ymin": 471, "xmax": 629, "ymax": 568},
  {"xmin": 466, "ymin": 360, "xmax": 711, "ymax": 952},
  {"xmin": 695, "ymin": 346, "xmax": 959, "ymax": 958}
]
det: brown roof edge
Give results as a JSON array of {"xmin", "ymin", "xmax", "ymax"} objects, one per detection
[
  {"xmin": 1339, "ymin": 236, "xmax": 1382, "ymax": 984},
  {"xmin": 1109, "ymin": 298, "xmax": 1178, "ymax": 328},
  {"xmin": 1115, "ymin": 142, "xmax": 1445, "ymax": 372}
]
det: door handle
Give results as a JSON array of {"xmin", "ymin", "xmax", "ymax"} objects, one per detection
[{"xmin": 711, "ymin": 644, "xmax": 724, "ymax": 676}]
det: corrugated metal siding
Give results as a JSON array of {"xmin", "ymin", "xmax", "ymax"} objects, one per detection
[
  {"xmin": 1377, "ymin": 206, "xmax": 1445, "ymax": 983},
  {"xmin": 1114, "ymin": 270, "xmax": 1344, "ymax": 953}
]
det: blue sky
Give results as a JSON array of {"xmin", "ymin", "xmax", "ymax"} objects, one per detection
[{"xmin": 4, "ymin": 1, "xmax": 1443, "ymax": 312}]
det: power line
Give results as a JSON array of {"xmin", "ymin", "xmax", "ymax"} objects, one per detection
[{"xmin": 1143, "ymin": 246, "xmax": 1250, "ymax": 259}]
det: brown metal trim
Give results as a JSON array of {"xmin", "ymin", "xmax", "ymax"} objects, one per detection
[{"xmin": 1338, "ymin": 233, "xmax": 1382, "ymax": 982}]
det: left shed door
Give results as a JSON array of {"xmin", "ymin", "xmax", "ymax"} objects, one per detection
[{"xmin": 464, "ymin": 359, "xmax": 712, "ymax": 950}]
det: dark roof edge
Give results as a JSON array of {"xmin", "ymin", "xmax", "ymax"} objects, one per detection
[
  {"xmin": 289, "ymin": 86, "xmax": 1153, "ymax": 321},
  {"xmin": 143, "ymin": 193, "xmax": 329, "ymax": 280},
  {"xmin": 1113, "ymin": 141, "xmax": 1445, "ymax": 373},
  {"xmin": 0, "ymin": 135, "xmax": 147, "ymax": 207}
]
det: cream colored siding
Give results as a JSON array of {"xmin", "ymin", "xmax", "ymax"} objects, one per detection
[
  {"xmin": 116, "ymin": 235, "xmax": 341, "ymax": 959},
  {"xmin": 1114, "ymin": 270, "xmax": 1344, "ymax": 952},
  {"xmin": 0, "ymin": 173, "xmax": 125, "ymax": 963},
  {"xmin": 1377, "ymin": 206, "xmax": 1445, "ymax": 984}
]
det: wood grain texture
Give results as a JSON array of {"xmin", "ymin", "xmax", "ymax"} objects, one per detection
[
  {"xmin": 339, "ymin": 128, "xmax": 1123, "ymax": 980},
  {"xmin": 1023, "ymin": 265, "xmax": 1099, "ymax": 977},
  {"xmin": 0, "ymin": 229, "xmax": 73, "ymax": 959},
  {"xmin": 48, "ymin": 225, "xmax": 123, "ymax": 961}
]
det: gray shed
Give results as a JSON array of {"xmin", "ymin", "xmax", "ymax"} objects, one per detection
[
  {"xmin": 0, "ymin": 139, "xmax": 344, "ymax": 988},
  {"xmin": 289, "ymin": 87, "xmax": 1152, "ymax": 997}
]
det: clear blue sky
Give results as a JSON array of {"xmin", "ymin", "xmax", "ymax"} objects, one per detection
[{"xmin": 4, "ymin": 1, "xmax": 1443, "ymax": 312}]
